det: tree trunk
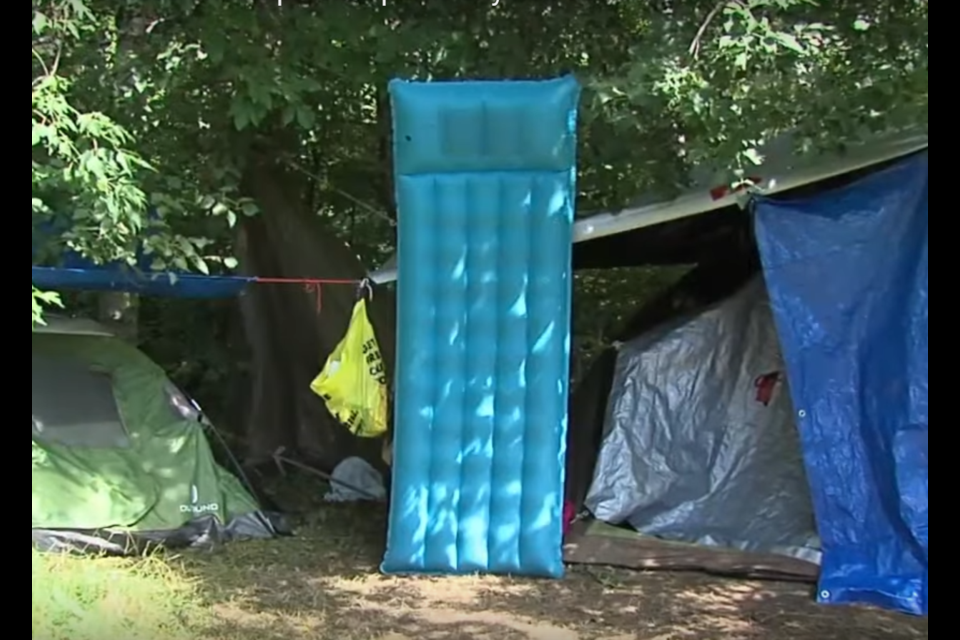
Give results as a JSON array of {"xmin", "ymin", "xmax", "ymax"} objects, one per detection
[
  {"xmin": 376, "ymin": 86, "xmax": 397, "ymax": 224},
  {"xmin": 236, "ymin": 147, "xmax": 396, "ymax": 472}
]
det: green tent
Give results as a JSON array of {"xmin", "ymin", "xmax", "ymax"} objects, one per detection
[{"xmin": 32, "ymin": 316, "xmax": 285, "ymax": 554}]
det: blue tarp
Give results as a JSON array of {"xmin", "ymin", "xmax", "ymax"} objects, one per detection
[
  {"xmin": 754, "ymin": 152, "xmax": 928, "ymax": 616},
  {"xmin": 32, "ymin": 222, "xmax": 253, "ymax": 298},
  {"xmin": 31, "ymin": 266, "xmax": 253, "ymax": 298}
]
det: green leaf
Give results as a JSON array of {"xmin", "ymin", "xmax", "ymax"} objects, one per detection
[
  {"xmin": 295, "ymin": 107, "xmax": 316, "ymax": 129},
  {"xmin": 234, "ymin": 111, "xmax": 249, "ymax": 130},
  {"xmin": 774, "ymin": 33, "xmax": 806, "ymax": 55},
  {"xmin": 29, "ymin": 0, "xmax": 927, "ymax": 330},
  {"xmin": 84, "ymin": 154, "xmax": 105, "ymax": 179},
  {"xmin": 742, "ymin": 148, "xmax": 764, "ymax": 165},
  {"xmin": 223, "ymin": 256, "xmax": 239, "ymax": 269},
  {"xmin": 32, "ymin": 12, "xmax": 49, "ymax": 35},
  {"xmin": 231, "ymin": 102, "xmax": 252, "ymax": 131}
]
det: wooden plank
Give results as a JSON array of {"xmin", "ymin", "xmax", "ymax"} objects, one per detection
[{"xmin": 563, "ymin": 521, "xmax": 819, "ymax": 583}]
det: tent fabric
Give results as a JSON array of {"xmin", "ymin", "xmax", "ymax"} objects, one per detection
[
  {"xmin": 382, "ymin": 76, "xmax": 579, "ymax": 578},
  {"xmin": 31, "ymin": 330, "xmax": 283, "ymax": 554},
  {"xmin": 33, "ymin": 355, "xmax": 131, "ymax": 448},
  {"xmin": 754, "ymin": 152, "xmax": 929, "ymax": 615},
  {"xmin": 564, "ymin": 254, "xmax": 762, "ymax": 511},
  {"xmin": 585, "ymin": 278, "xmax": 821, "ymax": 562}
]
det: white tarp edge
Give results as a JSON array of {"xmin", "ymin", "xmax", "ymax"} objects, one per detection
[{"xmin": 370, "ymin": 132, "xmax": 928, "ymax": 285}]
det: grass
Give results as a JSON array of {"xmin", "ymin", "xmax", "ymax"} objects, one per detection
[
  {"xmin": 31, "ymin": 473, "xmax": 930, "ymax": 640},
  {"xmin": 32, "ymin": 549, "xmax": 205, "ymax": 640}
]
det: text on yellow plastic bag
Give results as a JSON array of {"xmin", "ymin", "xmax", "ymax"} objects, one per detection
[{"xmin": 309, "ymin": 299, "xmax": 388, "ymax": 438}]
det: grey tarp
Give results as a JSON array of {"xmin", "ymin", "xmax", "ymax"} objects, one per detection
[{"xmin": 585, "ymin": 278, "xmax": 821, "ymax": 562}]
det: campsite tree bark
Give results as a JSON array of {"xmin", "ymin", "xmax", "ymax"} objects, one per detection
[{"xmin": 235, "ymin": 138, "xmax": 397, "ymax": 471}]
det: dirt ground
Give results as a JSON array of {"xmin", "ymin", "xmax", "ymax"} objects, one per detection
[{"xmin": 181, "ymin": 492, "xmax": 928, "ymax": 640}]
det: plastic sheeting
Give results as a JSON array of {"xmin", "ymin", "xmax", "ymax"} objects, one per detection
[
  {"xmin": 324, "ymin": 457, "xmax": 387, "ymax": 503},
  {"xmin": 754, "ymin": 152, "xmax": 928, "ymax": 616},
  {"xmin": 31, "ymin": 266, "xmax": 254, "ymax": 298},
  {"xmin": 586, "ymin": 278, "xmax": 820, "ymax": 561},
  {"xmin": 32, "ymin": 215, "xmax": 253, "ymax": 298}
]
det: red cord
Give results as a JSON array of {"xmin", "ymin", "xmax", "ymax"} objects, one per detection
[
  {"xmin": 253, "ymin": 277, "xmax": 359, "ymax": 285},
  {"xmin": 710, "ymin": 176, "xmax": 763, "ymax": 201},
  {"xmin": 252, "ymin": 277, "xmax": 360, "ymax": 315}
]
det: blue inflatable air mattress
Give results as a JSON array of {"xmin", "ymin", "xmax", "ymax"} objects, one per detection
[{"xmin": 382, "ymin": 76, "xmax": 581, "ymax": 578}]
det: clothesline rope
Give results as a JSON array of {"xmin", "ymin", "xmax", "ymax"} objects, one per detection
[{"xmin": 251, "ymin": 276, "xmax": 372, "ymax": 314}]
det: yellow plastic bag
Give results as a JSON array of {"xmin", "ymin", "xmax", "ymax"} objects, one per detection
[{"xmin": 310, "ymin": 299, "xmax": 389, "ymax": 438}]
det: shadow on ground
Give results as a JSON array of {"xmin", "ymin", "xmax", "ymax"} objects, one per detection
[{"xmin": 180, "ymin": 489, "xmax": 928, "ymax": 640}]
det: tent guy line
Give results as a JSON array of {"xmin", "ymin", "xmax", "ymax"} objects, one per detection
[{"xmin": 251, "ymin": 276, "xmax": 372, "ymax": 314}]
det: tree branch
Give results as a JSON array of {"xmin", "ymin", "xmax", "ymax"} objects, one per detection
[{"xmin": 689, "ymin": 1, "xmax": 727, "ymax": 59}]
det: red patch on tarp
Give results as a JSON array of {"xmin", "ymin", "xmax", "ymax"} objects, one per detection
[
  {"xmin": 754, "ymin": 371, "xmax": 782, "ymax": 406},
  {"xmin": 563, "ymin": 500, "xmax": 576, "ymax": 536}
]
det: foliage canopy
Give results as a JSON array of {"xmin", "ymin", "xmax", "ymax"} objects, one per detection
[
  {"xmin": 32, "ymin": 0, "xmax": 927, "ymax": 290},
  {"xmin": 30, "ymin": 0, "xmax": 927, "ymax": 458}
]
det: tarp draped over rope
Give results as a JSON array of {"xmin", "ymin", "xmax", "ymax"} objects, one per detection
[
  {"xmin": 31, "ymin": 213, "xmax": 361, "ymax": 301},
  {"xmin": 31, "ymin": 265, "xmax": 255, "ymax": 298},
  {"xmin": 32, "ymin": 213, "xmax": 255, "ymax": 298},
  {"xmin": 30, "ymin": 263, "xmax": 363, "ymax": 305}
]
